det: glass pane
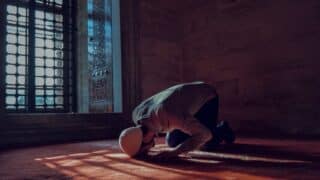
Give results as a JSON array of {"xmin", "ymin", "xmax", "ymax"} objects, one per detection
[
  {"xmin": 36, "ymin": 38, "xmax": 45, "ymax": 47},
  {"xmin": 6, "ymin": 34, "xmax": 17, "ymax": 43},
  {"xmin": 56, "ymin": 90, "xmax": 63, "ymax": 95},
  {"xmin": 45, "ymin": 39, "xmax": 54, "ymax": 48},
  {"xmin": 6, "ymin": 89, "xmax": 16, "ymax": 95},
  {"xmin": 36, "ymin": 89, "xmax": 44, "ymax": 95},
  {"xmin": 7, "ymin": 44, "xmax": 17, "ymax": 54},
  {"xmin": 18, "ymin": 89, "xmax": 25, "ymax": 95},
  {"xmin": 35, "ymin": 58, "xmax": 44, "ymax": 66},
  {"xmin": 7, "ymin": 5, "xmax": 17, "ymax": 14},
  {"xmin": 53, "ymin": 77, "xmax": 59, "ymax": 85},
  {"xmin": 46, "ymin": 68, "xmax": 54, "ymax": 76},
  {"xmin": 18, "ymin": 66, "xmax": 26, "ymax": 74},
  {"xmin": 36, "ymin": 0, "xmax": 63, "ymax": 8},
  {"xmin": 55, "ymin": 69, "xmax": 63, "ymax": 76},
  {"xmin": 46, "ymin": 59, "xmax": 54, "ymax": 67},
  {"xmin": 87, "ymin": 0, "xmax": 114, "ymax": 112},
  {"xmin": 18, "ymin": 36, "xmax": 26, "ymax": 45},
  {"xmin": 6, "ymin": 96, "xmax": 16, "ymax": 105},
  {"xmin": 18, "ymin": 56, "xmax": 26, "ymax": 65},
  {"xmin": 18, "ymin": 76, "xmax": 25, "ymax": 84},
  {"xmin": 36, "ymin": 67, "xmax": 44, "ymax": 76},
  {"xmin": 46, "ymin": 97, "xmax": 54, "ymax": 105},
  {"xmin": 18, "ymin": 7, "xmax": 27, "ymax": 16},
  {"xmin": 6, "ymin": 65, "xmax": 16, "ymax": 74},
  {"xmin": 36, "ymin": 77, "xmax": 44, "ymax": 86},
  {"xmin": 46, "ymin": 90, "xmax": 54, "ymax": 95},
  {"xmin": 55, "ymin": 97, "xmax": 63, "ymax": 104},
  {"xmin": 46, "ymin": 78, "xmax": 54, "ymax": 86},
  {"xmin": 36, "ymin": 96, "xmax": 44, "ymax": 105},
  {"xmin": 7, "ymin": 55, "xmax": 16, "ymax": 64},
  {"xmin": 6, "ymin": 75, "xmax": 16, "ymax": 84},
  {"xmin": 17, "ymin": 96, "xmax": 25, "ymax": 105}
]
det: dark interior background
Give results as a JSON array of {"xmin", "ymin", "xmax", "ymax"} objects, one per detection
[
  {"xmin": 137, "ymin": 0, "xmax": 320, "ymax": 138},
  {"xmin": 1, "ymin": 0, "xmax": 319, "ymax": 149}
]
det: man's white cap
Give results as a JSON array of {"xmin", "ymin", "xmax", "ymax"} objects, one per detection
[{"xmin": 119, "ymin": 126, "xmax": 143, "ymax": 157}]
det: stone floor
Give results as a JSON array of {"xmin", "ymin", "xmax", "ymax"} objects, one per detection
[{"xmin": 1, "ymin": 137, "xmax": 320, "ymax": 179}]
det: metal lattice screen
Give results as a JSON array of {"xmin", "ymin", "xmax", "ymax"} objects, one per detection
[{"xmin": 2, "ymin": 0, "xmax": 76, "ymax": 112}]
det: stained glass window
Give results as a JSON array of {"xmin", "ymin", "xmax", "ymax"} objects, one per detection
[{"xmin": 87, "ymin": 0, "xmax": 114, "ymax": 112}]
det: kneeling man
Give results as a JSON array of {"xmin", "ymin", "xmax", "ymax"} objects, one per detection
[{"xmin": 119, "ymin": 81, "xmax": 235, "ymax": 158}]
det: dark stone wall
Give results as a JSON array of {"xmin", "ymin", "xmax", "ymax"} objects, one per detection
[
  {"xmin": 137, "ymin": 0, "xmax": 184, "ymax": 98},
  {"xmin": 0, "ymin": 113, "xmax": 127, "ymax": 149},
  {"xmin": 180, "ymin": 0, "xmax": 320, "ymax": 136}
]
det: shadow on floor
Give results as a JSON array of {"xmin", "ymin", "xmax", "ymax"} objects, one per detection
[
  {"xmin": 209, "ymin": 143, "xmax": 320, "ymax": 162},
  {"xmin": 2, "ymin": 140, "xmax": 320, "ymax": 179},
  {"xmin": 132, "ymin": 142, "xmax": 320, "ymax": 179}
]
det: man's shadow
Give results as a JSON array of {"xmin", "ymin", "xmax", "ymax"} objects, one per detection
[
  {"xmin": 207, "ymin": 143, "xmax": 320, "ymax": 161},
  {"xmin": 137, "ymin": 143, "xmax": 320, "ymax": 170}
]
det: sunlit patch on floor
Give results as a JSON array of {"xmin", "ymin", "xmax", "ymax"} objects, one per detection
[
  {"xmin": 35, "ymin": 149, "xmax": 277, "ymax": 179},
  {"xmin": 186, "ymin": 158, "xmax": 221, "ymax": 164},
  {"xmin": 33, "ymin": 141, "xmax": 314, "ymax": 179},
  {"xmin": 67, "ymin": 152, "xmax": 91, "ymax": 157},
  {"xmin": 104, "ymin": 152, "xmax": 129, "ymax": 159}
]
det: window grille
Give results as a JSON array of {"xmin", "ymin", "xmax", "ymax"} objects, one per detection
[{"xmin": 1, "ymin": 0, "xmax": 76, "ymax": 112}]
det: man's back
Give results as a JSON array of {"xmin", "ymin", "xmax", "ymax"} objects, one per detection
[
  {"xmin": 133, "ymin": 81, "xmax": 217, "ymax": 132},
  {"xmin": 160, "ymin": 81, "xmax": 217, "ymax": 115}
]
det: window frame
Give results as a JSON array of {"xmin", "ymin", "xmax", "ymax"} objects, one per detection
[{"xmin": 0, "ymin": 0, "xmax": 77, "ymax": 113}]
